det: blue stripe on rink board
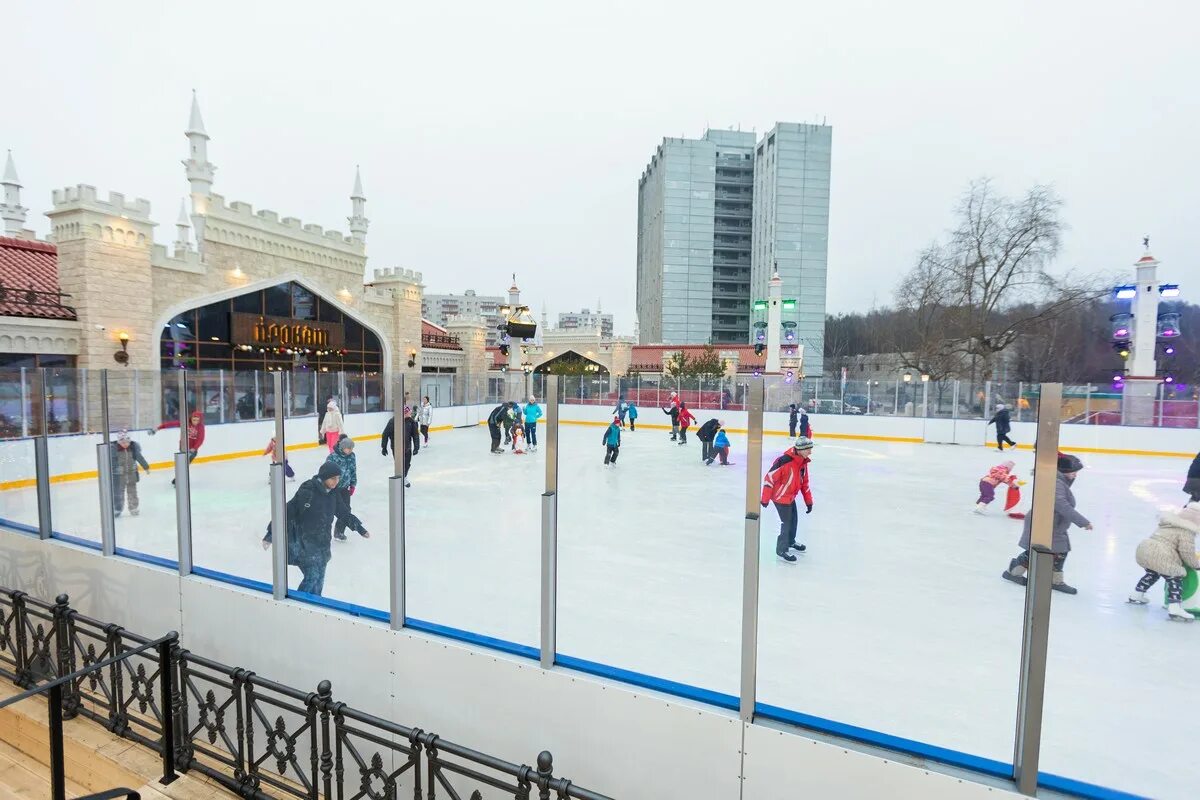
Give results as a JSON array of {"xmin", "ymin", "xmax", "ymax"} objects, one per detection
[
  {"xmin": 403, "ymin": 618, "xmax": 540, "ymax": 661},
  {"xmin": 113, "ymin": 547, "xmax": 179, "ymax": 571},
  {"xmin": 555, "ymin": 654, "xmax": 740, "ymax": 711},
  {"xmin": 191, "ymin": 566, "xmax": 273, "ymax": 594},
  {"xmin": 287, "ymin": 590, "xmax": 389, "ymax": 623},
  {"xmin": 49, "ymin": 531, "xmax": 103, "ymax": 551},
  {"xmin": 0, "ymin": 518, "xmax": 39, "ymax": 535},
  {"xmin": 1036, "ymin": 773, "xmax": 1151, "ymax": 800}
]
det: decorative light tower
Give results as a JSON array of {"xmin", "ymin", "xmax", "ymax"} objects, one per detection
[
  {"xmin": 499, "ymin": 275, "xmax": 538, "ymax": 397},
  {"xmin": 1, "ymin": 150, "xmax": 28, "ymax": 237},
  {"xmin": 182, "ymin": 91, "xmax": 215, "ymax": 253},
  {"xmin": 1112, "ymin": 238, "xmax": 1180, "ymax": 425},
  {"xmin": 348, "ymin": 166, "xmax": 368, "ymax": 246},
  {"xmin": 752, "ymin": 267, "xmax": 803, "ymax": 380}
]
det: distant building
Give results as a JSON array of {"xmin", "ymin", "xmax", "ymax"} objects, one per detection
[
  {"xmin": 557, "ymin": 307, "xmax": 613, "ymax": 338},
  {"xmin": 422, "ymin": 290, "xmax": 505, "ymax": 346}
]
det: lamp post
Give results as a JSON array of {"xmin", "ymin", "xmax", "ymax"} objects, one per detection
[
  {"xmin": 902, "ymin": 372, "xmax": 913, "ymax": 417},
  {"xmin": 1112, "ymin": 240, "xmax": 1181, "ymax": 425}
]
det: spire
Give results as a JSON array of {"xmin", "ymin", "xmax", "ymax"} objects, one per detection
[
  {"xmin": 173, "ymin": 199, "xmax": 192, "ymax": 256},
  {"xmin": 348, "ymin": 164, "xmax": 369, "ymax": 246},
  {"xmin": 1, "ymin": 150, "xmax": 28, "ymax": 236},
  {"xmin": 186, "ymin": 90, "xmax": 208, "ymax": 137}
]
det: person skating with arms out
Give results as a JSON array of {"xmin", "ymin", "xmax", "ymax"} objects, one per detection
[
  {"xmin": 663, "ymin": 401, "xmax": 681, "ymax": 442},
  {"xmin": 761, "ymin": 437, "xmax": 815, "ymax": 563},
  {"xmin": 1127, "ymin": 503, "xmax": 1200, "ymax": 621},
  {"xmin": 602, "ymin": 416, "xmax": 622, "ymax": 465},
  {"xmin": 1001, "ymin": 453, "xmax": 1092, "ymax": 593},
  {"xmin": 677, "ymin": 402, "xmax": 695, "ymax": 445}
]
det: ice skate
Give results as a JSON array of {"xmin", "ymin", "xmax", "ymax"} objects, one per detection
[
  {"xmin": 1167, "ymin": 602, "xmax": 1193, "ymax": 622},
  {"xmin": 1051, "ymin": 573, "xmax": 1077, "ymax": 594},
  {"xmin": 404, "ymin": 480, "xmax": 411, "ymax": 488},
  {"xmin": 973, "ymin": 503, "xmax": 987, "ymax": 515},
  {"xmin": 130, "ymin": 509, "xmax": 139, "ymax": 517},
  {"xmin": 1127, "ymin": 591, "xmax": 1149, "ymax": 605},
  {"xmin": 1001, "ymin": 558, "xmax": 1027, "ymax": 586},
  {"xmin": 705, "ymin": 458, "xmax": 715, "ymax": 466},
  {"xmin": 777, "ymin": 551, "xmax": 797, "ymax": 563},
  {"xmin": 790, "ymin": 543, "xmax": 806, "ymax": 553},
  {"xmin": 114, "ymin": 510, "xmax": 122, "ymax": 518},
  {"xmin": 334, "ymin": 531, "xmax": 348, "ymax": 542}
]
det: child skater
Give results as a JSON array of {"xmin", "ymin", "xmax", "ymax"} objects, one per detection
[
  {"xmin": 627, "ymin": 402, "xmax": 638, "ymax": 431},
  {"xmin": 262, "ymin": 435, "xmax": 295, "ymax": 482},
  {"xmin": 1127, "ymin": 503, "xmax": 1200, "ymax": 622},
  {"xmin": 708, "ymin": 425, "xmax": 734, "ymax": 465},
  {"xmin": 511, "ymin": 419, "xmax": 527, "ymax": 454},
  {"xmin": 602, "ymin": 416, "xmax": 622, "ymax": 465},
  {"xmin": 975, "ymin": 460, "xmax": 1018, "ymax": 514}
]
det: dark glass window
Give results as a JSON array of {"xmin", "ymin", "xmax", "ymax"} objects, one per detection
[
  {"xmin": 291, "ymin": 284, "xmax": 316, "ymax": 319},
  {"xmin": 264, "ymin": 285, "xmax": 290, "ymax": 317},
  {"xmin": 231, "ymin": 293, "xmax": 260, "ymax": 313},
  {"xmin": 197, "ymin": 302, "xmax": 231, "ymax": 342}
]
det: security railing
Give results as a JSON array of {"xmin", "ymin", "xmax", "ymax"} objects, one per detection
[{"xmin": 0, "ymin": 588, "xmax": 613, "ymax": 800}]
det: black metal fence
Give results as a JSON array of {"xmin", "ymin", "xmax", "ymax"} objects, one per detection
[{"xmin": 0, "ymin": 587, "xmax": 613, "ymax": 800}]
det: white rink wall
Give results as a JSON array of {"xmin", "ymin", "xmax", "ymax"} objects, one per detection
[{"xmin": 0, "ymin": 532, "xmax": 1017, "ymax": 800}]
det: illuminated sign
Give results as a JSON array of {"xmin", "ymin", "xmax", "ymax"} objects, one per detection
[{"xmin": 230, "ymin": 313, "xmax": 344, "ymax": 350}]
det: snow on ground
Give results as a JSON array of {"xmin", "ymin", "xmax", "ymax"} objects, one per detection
[{"xmin": 1, "ymin": 422, "xmax": 1194, "ymax": 798}]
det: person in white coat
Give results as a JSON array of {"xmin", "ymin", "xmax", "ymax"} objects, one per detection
[
  {"xmin": 319, "ymin": 400, "xmax": 345, "ymax": 452},
  {"xmin": 1128, "ymin": 504, "xmax": 1200, "ymax": 621},
  {"xmin": 418, "ymin": 397, "xmax": 433, "ymax": 446}
]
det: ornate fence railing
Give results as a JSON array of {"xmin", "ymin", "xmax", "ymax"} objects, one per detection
[{"xmin": 0, "ymin": 587, "xmax": 614, "ymax": 800}]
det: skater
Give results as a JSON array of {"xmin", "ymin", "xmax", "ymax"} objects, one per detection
[
  {"xmin": 662, "ymin": 402, "xmax": 681, "ymax": 441},
  {"xmin": 326, "ymin": 435, "xmax": 366, "ymax": 542},
  {"xmin": 760, "ymin": 437, "xmax": 815, "ymax": 562},
  {"xmin": 381, "ymin": 407, "xmax": 420, "ymax": 487},
  {"xmin": 988, "ymin": 403, "xmax": 1016, "ymax": 451},
  {"xmin": 418, "ymin": 397, "xmax": 433, "ymax": 446},
  {"xmin": 262, "ymin": 435, "xmax": 295, "ymax": 481},
  {"xmin": 512, "ymin": 419, "xmax": 527, "ymax": 453},
  {"xmin": 110, "ymin": 431, "xmax": 150, "ymax": 517},
  {"xmin": 1184, "ymin": 450, "xmax": 1200, "ymax": 503},
  {"xmin": 614, "ymin": 398, "xmax": 629, "ymax": 428},
  {"xmin": 501, "ymin": 401, "xmax": 517, "ymax": 445},
  {"xmin": 524, "ymin": 396, "xmax": 543, "ymax": 451},
  {"xmin": 788, "ymin": 404, "xmax": 799, "ymax": 438},
  {"xmin": 800, "ymin": 408, "xmax": 811, "ymax": 438},
  {"xmin": 697, "ymin": 417, "xmax": 721, "ymax": 463},
  {"xmin": 487, "ymin": 402, "xmax": 508, "ymax": 453},
  {"xmin": 975, "ymin": 460, "xmax": 1018, "ymax": 514},
  {"xmin": 160, "ymin": 410, "xmax": 205, "ymax": 487},
  {"xmin": 602, "ymin": 416, "xmax": 622, "ymax": 465},
  {"xmin": 1001, "ymin": 453, "xmax": 1092, "ymax": 593},
  {"xmin": 1127, "ymin": 503, "xmax": 1200, "ymax": 621},
  {"xmin": 627, "ymin": 402, "xmax": 638, "ymax": 431},
  {"xmin": 710, "ymin": 425, "xmax": 733, "ymax": 465},
  {"xmin": 320, "ymin": 399, "xmax": 345, "ymax": 452},
  {"xmin": 677, "ymin": 402, "xmax": 695, "ymax": 445},
  {"xmin": 262, "ymin": 461, "xmax": 368, "ymax": 597}
]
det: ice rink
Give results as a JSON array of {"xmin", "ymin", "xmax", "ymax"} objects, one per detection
[{"xmin": 2, "ymin": 419, "xmax": 1196, "ymax": 798}]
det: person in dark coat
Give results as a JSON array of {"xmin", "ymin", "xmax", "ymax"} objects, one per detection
[
  {"xmin": 788, "ymin": 404, "xmax": 799, "ymax": 437},
  {"xmin": 261, "ymin": 461, "xmax": 368, "ymax": 597},
  {"xmin": 988, "ymin": 403, "xmax": 1016, "ymax": 451},
  {"xmin": 662, "ymin": 403, "xmax": 681, "ymax": 441},
  {"xmin": 799, "ymin": 410, "xmax": 811, "ymax": 439},
  {"xmin": 1002, "ymin": 453, "xmax": 1092, "ymax": 594},
  {"xmin": 1184, "ymin": 451, "xmax": 1200, "ymax": 503},
  {"xmin": 381, "ymin": 406, "xmax": 421, "ymax": 487},
  {"xmin": 111, "ymin": 430, "xmax": 150, "ymax": 517},
  {"xmin": 696, "ymin": 418, "xmax": 721, "ymax": 463},
  {"xmin": 487, "ymin": 403, "xmax": 508, "ymax": 453}
]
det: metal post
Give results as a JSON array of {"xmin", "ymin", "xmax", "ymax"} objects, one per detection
[
  {"xmin": 270, "ymin": 372, "xmax": 288, "ymax": 600},
  {"xmin": 254, "ymin": 370, "xmax": 262, "ymax": 420},
  {"xmin": 97, "ymin": 371, "xmax": 116, "ymax": 556},
  {"xmin": 217, "ymin": 369, "xmax": 225, "ymax": 424},
  {"xmin": 389, "ymin": 375, "xmax": 406, "ymax": 629},
  {"xmin": 133, "ymin": 369, "xmax": 140, "ymax": 430},
  {"xmin": 540, "ymin": 377, "xmax": 559, "ymax": 669},
  {"xmin": 19, "ymin": 367, "xmax": 28, "ymax": 437},
  {"xmin": 1012, "ymin": 382, "xmax": 1063, "ymax": 796},
  {"xmin": 48, "ymin": 682, "xmax": 66, "ymax": 800},
  {"xmin": 35, "ymin": 369, "xmax": 53, "ymax": 540},
  {"xmin": 952, "ymin": 380, "xmax": 960, "ymax": 421},
  {"xmin": 922, "ymin": 379, "xmax": 929, "ymax": 418},
  {"xmin": 740, "ymin": 378, "xmax": 765, "ymax": 722},
  {"xmin": 158, "ymin": 636, "xmax": 179, "ymax": 785},
  {"xmin": 1016, "ymin": 382, "xmax": 1025, "ymax": 423},
  {"xmin": 175, "ymin": 451, "xmax": 193, "ymax": 575},
  {"xmin": 1157, "ymin": 381, "xmax": 1165, "ymax": 427},
  {"xmin": 984, "ymin": 380, "xmax": 993, "ymax": 422},
  {"xmin": 865, "ymin": 380, "xmax": 871, "ymax": 416},
  {"xmin": 893, "ymin": 379, "xmax": 899, "ymax": 416},
  {"xmin": 1085, "ymin": 385, "xmax": 1092, "ymax": 425},
  {"xmin": 81, "ymin": 368, "xmax": 89, "ymax": 434}
]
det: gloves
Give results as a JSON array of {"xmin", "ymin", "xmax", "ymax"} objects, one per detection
[
  {"xmin": 348, "ymin": 486, "xmax": 356, "ymax": 496},
  {"xmin": 760, "ymin": 501, "xmax": 769, "ymax": 508},
  {"xmin": 806, "ymin": 503, "xmax": 813, "ymax": 514},
  {"xmin": 381, "ymin": 448, "xmax": 389, "ymax": 457}
]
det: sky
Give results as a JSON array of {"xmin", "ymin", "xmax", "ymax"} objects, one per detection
[{"xmin": 5, "ymin": 1, "xmax": 1198, "ymax": 336}]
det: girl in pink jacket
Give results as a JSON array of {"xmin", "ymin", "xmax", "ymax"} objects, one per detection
[{"xmin": 975, "ymin": 461, "xmax": 1018, "ymax": 514}]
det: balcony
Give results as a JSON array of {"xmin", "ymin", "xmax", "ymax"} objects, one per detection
[
  {"xmin": 715, "ymin": 191, "xmax": 752, "ymax": 203},
  {"xmin": 715, "ymin": 224, "xmax": 751, "ymax": 236},
  {"xmin": 713, "ymin": 205, "xmax": 751, "ymax": 219},
  {"xmin": 715, "ymin": 174, "xmax": 753, "ymax": 187}
]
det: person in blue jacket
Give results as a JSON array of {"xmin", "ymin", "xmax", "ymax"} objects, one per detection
[
  {"xmin": 602, "ymin": 416, "xmax": 622, "ymax": 465},
  {"xmin": 627, "ymin": 402, "xmax": 639, "ymax": 432},
  {"xmin": 707, "ymin": 425, "xmax": 734, "ymax": 466},
  {"xmin": 524, "ymin": 396, "xmax": 543, "ymax": 453}
]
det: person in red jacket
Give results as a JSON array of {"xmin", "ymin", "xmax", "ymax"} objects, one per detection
[
  {"xmin": 760, "ymin": 436, "xmax": 815, "ymax": 562},
  {"xmin": 677, "ymin": 402, "xmax": 696, "ymax": 445},
  {"xmin": 159, "ymin": 409, "xmax": 206, "ymax": 486}
]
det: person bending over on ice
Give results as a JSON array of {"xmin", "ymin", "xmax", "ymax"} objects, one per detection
[
  {"xmin": 111, "ymin": 430, "xmax": 150, "ymax": 517},
  {"xmin": 262, "ymin": 461, "xmax": 367, "ymax": 597},
  {"xmin": 1002, "ymin": 453, "xmax": 1092, "ymax": 594},
  {"xmin": 988, "ymin": 403, "xmax": 1016, "ymax": 452},
  {"xmin": 761, "ymin": 437, "xmax": 815, "ymax": 563},
  {"xmin": 486, "ymin": 403, "xmax": 509, "ymax": 454},
  {"xmin": 326, "ymin": 436, "xmax": 367, "ymax": 542},
  {"xmin": 975, "ymin": 460, "xmax": 1018, "ymax": 514},
  {"xmin": 677, "ymin": 402, "xmax": 695, "ymax": 445},
  {"xmin": 1127, "ymin": 503, "xmax": 1200, "ymax": 622},
  {"xmin": 602, "ymin": 416, "xmax": 622, "ymax": 465},
  {"xmin": 697, "ymin": 417, "xmax": 721, "ymax": 463}
]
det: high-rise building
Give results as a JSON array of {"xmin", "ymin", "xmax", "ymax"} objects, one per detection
[
  {"xmin": 557, "ymin": 307, "xmax": 614, "ymax": 339},
  {"xmin": 422, "ymin": 290, "xmax": 506, "ymax": 346},
  {"xmin": 751, "ymin": 123, "xmax": 832, "ymax": 377},
  {"xmin": 636, "ymin": 123, "xmax": 831, "ymax": 373}
]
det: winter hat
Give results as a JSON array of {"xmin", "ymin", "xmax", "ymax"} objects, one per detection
[
  {"xmin": 327, "ymin": 399, "xmax": 338, "ymax": 410},
  {"xmin": 1178, "ymin": 504, "xmax": 1200, "ymax": 526},
  {"xmin": 613, "ymin": 416, "xmax": 621, "ymax": 424},
  {"xmin": 317, "ymin": 462, "xmax": 342, "ymax": 481},
  {"xmin": 403, "ymin": 406, "xmax": 412, "ymax": 415},
  {"xmin": 996, "ymin": 403, "xmax": 1006, "ymax": 410},
  {"xmin": 338, "ymin": 436, "xmax": 355, "ymax": 450},
  {"xmin": 529, "ymin": 396, "xmax": 536, "ymax": 403},
  {"xmin": 793, "ymin": 436, "xmax": 814, "ymax": 451},
  {"xmin": 1057, "ymin": 453, "xmax": 1083, "ymax": 473}
]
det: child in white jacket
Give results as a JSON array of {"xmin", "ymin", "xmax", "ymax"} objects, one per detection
[
  {"xmin": 1128, "ymin": 503, "xmax": 1200, "ymax": 621},
  {"xmin": 418, "ymin": 397, "xmax": 433, "ymax": 446}
]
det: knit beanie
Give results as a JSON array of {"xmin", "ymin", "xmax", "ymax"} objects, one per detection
[{"xmin": 318, "ymin": 462, "xmax": 342, "ymax": 482}]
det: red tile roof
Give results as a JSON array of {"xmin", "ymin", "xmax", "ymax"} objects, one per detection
[
  {"xmin": 631, "ymin": 344, "xmax": 767, "ymax": 372},
  {"xmin": 0, "ymin": 237, "xmax": 76, "ymax": 320},
  {"xmin": 421, "ymin": 319, "xmax": 462, "ymax": 350}
]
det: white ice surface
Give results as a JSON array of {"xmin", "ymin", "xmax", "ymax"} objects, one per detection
[{"xmin": 1, "ymin": 423, "xmax": 1194, "ymax": 799}]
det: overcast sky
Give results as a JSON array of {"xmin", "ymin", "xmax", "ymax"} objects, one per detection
[{"xmin": 6, "ymin": 1, "xmax": 1197, "ymax": 335}]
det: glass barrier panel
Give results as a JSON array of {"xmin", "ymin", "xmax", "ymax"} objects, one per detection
[
  {"xmin": 756, "ymin": 374, "xmax": 1019, "ymax": 766},
  {"xmin": 0, "ymin": 369, "xmax": 39, "ymax": 532},
  {"xmin": 109, "ymin": 369, "xmax": 176, "ymax": 562},
  {"xmin": 556, "ymin": 377, "xmax": 743, "ymax": 698},
  {"xmin": 44, "ymin": 368, "xmax": 101, "ymax": 545},
  {"xmin": 1039, "ymin": 431, "xmax": 1197, "ymax": 799},
  {"xmin": 405, "ymin": 382, "xmax": 540, "ymax": 648}
]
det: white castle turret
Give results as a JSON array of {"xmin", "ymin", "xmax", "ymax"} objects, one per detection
[
  {"xmin": 1, "ymin": 150, "xmax": 28, "ymax": 236},
  {"xmin": 349, "ymin": 166, "xmax": 369, "ymax": 245},
  {"xmin": 173, "ymin": 199, "xmax": 192, "ymax": 256},
  {"xmin": 182, "ymin": 91, "xmax": 215, "ymax": 249}
]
